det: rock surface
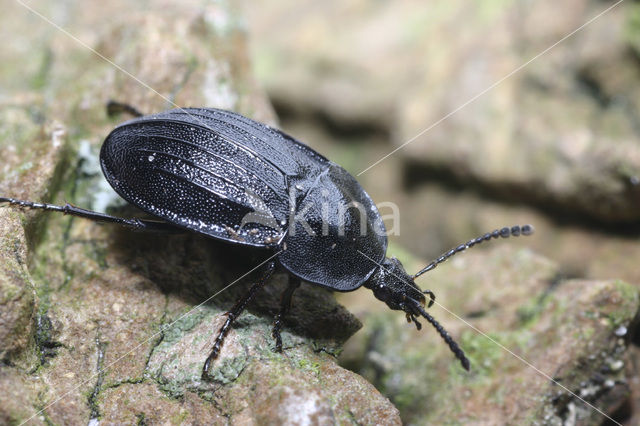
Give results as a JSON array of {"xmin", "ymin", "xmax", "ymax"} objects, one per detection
[
  {"xmin": 3, "ymin": 1, "xmax": 640, "ymax": 425},
  {"xmin": 341, "ymin": 246, "xmax": 638, "ymax": 424},
  {"xmin": 243, "ymin": 0, "xmax": 640, "ymax": 424},
  {"xmin": 0, "ymin": 1, "xmax": 400, "ymax": 424}
]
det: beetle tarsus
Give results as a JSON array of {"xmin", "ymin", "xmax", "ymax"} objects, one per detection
[
  {"xmin": 409, "ymin": 314, "xmax": 422, "ymax": 330},
  {"xmin": 202, "ymin": 261, "xmax": 276, "ymax": 380},
  {"xmin": 272, "ymin": 277, "xmax": 301, "ymax": 353}
]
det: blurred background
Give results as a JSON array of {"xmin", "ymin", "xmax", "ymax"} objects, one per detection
[
  {"xmin": 242, "ymin": 1, "xmax": 640, "ymax": 423},
  {"xmin": 242, "ymin": 0, "xmax": 640, "ymax": 282},
  {"xmin": 1, "ymin": 0, "xmax": 639, "ymax": 424}
]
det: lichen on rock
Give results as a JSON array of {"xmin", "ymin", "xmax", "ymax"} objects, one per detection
[{"xmin": 0, "ymin": 1, "xmax": 400, "ymax": 424}]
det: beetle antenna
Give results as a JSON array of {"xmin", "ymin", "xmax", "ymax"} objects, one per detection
[
  {"xmin": 0, "ymin": 197, "xmax": 180, "ymax": 232},
  {"xmin": 415, "ymin": 304, "xmax": 470, "ymax": 371},
  {"xmin": 412, "ymin": 224, "xmax": 534, "ymax": 279}
]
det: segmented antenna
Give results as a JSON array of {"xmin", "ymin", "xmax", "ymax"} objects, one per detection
[
  {"xmin": 0, "ymin": 196, "xmax": 176, "ymax": 232},
  {"xmin": 413, "ymin": 225, "xmax": 534, "ymax": 279},
  {"xmin": 1, "ymin": 197, "xmax": 69, "ymax": 213},
  {"xmin": 416, "ymin": 304, "xmax": 470, "ymax": 371}
]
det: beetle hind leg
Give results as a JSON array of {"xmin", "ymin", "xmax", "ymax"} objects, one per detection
[
  {"xmin": 272, "ymin": 277, "xmax": 301, "ymax": 352},
  {"xmin": 202, "ymin": 261, "xmax": 276, "ymax": 379},
  {"xmin": 106, "ymin": 100, "xmax": 144, "ymax": 117}
]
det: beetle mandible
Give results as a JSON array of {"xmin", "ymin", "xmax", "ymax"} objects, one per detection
[{"xmin": 0, "ymin": 106, "xmax": 533, "ymax": 378}]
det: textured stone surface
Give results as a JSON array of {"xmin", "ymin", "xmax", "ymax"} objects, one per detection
[
  {"xmin": 341, "ymin": 247, "xmax": 639, "ymax": 424},
  {"xmin": 0, "ymin": 1, "xmax": 401, "ymax": 424},
  {"xmin": 243, "ymin": 1, "xmax": 640, "ymax": 423},
  {"xmin": 4, "ymin": 1, "xmax": 640, "ymax": 424}
]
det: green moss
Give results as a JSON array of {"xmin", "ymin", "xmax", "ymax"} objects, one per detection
[
  {"xmin": 459, "ymin": 330, "xmax": 508, "ymax": 377},
  {"xmin": 156, "ymin": 378, "xmax": 186, "ymax": 400},
  {"xmin": 207, "ymin": 355, "xmax": 248, "ymax": 385},
  {"xmin": 162, "ymin": 309, "xmax": 209, "ymax": 344},
  {"xmin": 311, "ymin": 340, "xmax": 343, "ymax": 357},
  {"xmin": 0, "ymin": 281, "xmax": 20, "ymax": 303},
  {"xmin": 550, "ymin": 296, "xmax": 569, "ymax": 324},
  {"xmin": 606, "ymin": 280, "xmax": 639, "ymax": 328},
  {"xmin": 297, "ymin": 358, "xmax": 321, "ymax": 377},
  {"xmin": 265, "ymin": 357, "xmax": 293, "ymax": 388},
  {"xmin": 33, "ymin": 399, "xmax": 56, "ymax": 426},
  {"xmin": 614, "ymin": 279, "xmax": 639, "ymax": 305},
  {"xmin": 516, "ymin": 296, "xmax": 548, "ymax": 326},
  {"xmin": 579, "ymin": 326, "xmax": 595, "ymax": 340},
  {"xmin": 375, "ymin": 345, "xmax": 444, "ymax": 421},
  {"xmin": 170, "ymin": 409, "xmax": 189, "ymax": 425},
  {"xmin": 135, "ymin": 413, "xmax": 146, "ymax": 425},
  {"xmin": 29, "ymin": 226, "xmax": 67, "ymax": 313}
]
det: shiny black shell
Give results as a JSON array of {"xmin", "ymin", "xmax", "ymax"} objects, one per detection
[{"xmin": 100, "ymin": 108, "xmax": 387, "ymax": 291}]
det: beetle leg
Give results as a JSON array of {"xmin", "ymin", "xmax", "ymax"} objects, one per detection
[
  {"xmin": 272, "ymin": 277, "xmax": 301, "ymax": 352},
  {"xmin": 422, "ymin": 289, "xmax": 436, "ymax": 308},
  {"xmin": 407, "ymin": 314, "xmax": 422, "ymax": 330},
  {"xmin": 106, "ymin": 100, "xmax": 144, "ymax": 117},
  {"xmin": 202, "ymin": 261, "xmax": 276, "ymax": 379},
  {"xmin": 0, "ymin": 197, "xmax": 183, "ymax": 233}
]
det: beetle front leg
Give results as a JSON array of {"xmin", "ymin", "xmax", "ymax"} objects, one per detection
[
  {"xmin": 272, "ymin": 277, "xmax": 301, "ymax": 352},
  {"xmin": 406, "ymin": 313, "xmax": 422, "ymax": 330},
  {"xmin": 202, "ymin": 261, "xmax": 276, "ymax": 379}
]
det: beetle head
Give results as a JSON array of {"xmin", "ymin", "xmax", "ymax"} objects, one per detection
[
  {"xmin": 364, "ymin": 257, "xmax": 428, "ymax": 314},
  {"xmin": 364, "ymin": 257, "xmax": 470, "ymax": 371}
]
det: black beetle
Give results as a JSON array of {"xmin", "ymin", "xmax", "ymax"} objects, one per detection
[{"xmin": 0, "ymin": 106, "xmax": 533, "ymax": 377}]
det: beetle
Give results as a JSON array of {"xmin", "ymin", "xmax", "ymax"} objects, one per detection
[{"xmin": 0, "ymin": 106, "xmax": 533, "ymax": 378}]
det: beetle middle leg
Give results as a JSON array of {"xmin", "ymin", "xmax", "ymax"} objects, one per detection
[
  {"xmin": 272, "ymin": 276, "xmax": 301, "ymax": 352},
  {"xmin": 202, "ymin": 260, "xmax": 276, "ymax": 379}
]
